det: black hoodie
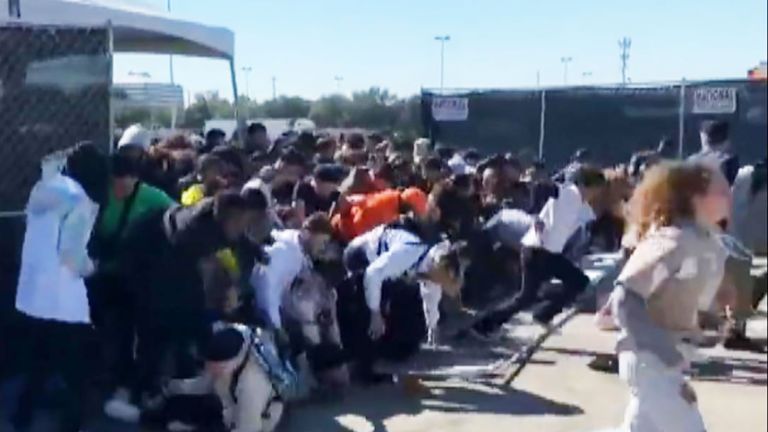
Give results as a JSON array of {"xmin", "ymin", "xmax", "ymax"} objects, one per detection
[{"xmin": 121, "ymin": 198, "xmax": 231, "ymax": 321}]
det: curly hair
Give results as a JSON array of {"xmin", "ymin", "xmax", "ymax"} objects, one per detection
[{"xmin": 627, "ymin": 161, "xmax": 715, "ymax": 242}]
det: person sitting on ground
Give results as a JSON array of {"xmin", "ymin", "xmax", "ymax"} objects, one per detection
[{"xmin": 471, "ymin": 165, "xmax": 607, "ymax": 338}]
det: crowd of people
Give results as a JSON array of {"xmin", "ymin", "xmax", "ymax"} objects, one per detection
[{"xmin": 4, "ymin": 118, "xmax": 766, "ymax": 432}]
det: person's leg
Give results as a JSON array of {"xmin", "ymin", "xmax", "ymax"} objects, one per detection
[
  {"xmin": 472, "ymin": 247, "xmax": 547, "ymax": 334},
  {"xmin": 11, "ymin": 317, "xmax": 52, "ymax": 432},
  {"xmin": 531, "ymin": 250, "xmax": 590, "ymax": 325},
  {"xmin": 335, "ymin": 275, "xmax": 385, "ymax": 383},
  {"xmin": 379, "ymin": 280, "xmax": 427, "ymax": 362},
  {"xmin": 56, "ymin": 323, "xmax": 93, "ymax": 432},
  {"xmin": 619, "ymin": 352, "xmax": 706, "ymax": 432}
]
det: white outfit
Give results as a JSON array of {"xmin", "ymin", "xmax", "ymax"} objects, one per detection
[
  {"xmin": 15, "ymin": 172, "xmax": 98, "ymax": 324},
  {"xmin": 521, "ymin": 183, "xmax": 595, "ymax": 253},
  {"xmin": 347, "ymin": 225, "xmax": 447, "ymax": 329},
  {"xmin": 251, "ymin": 229, "xmax": 309, "ymax": 330},
  {"xmin": 619, "ymin": 351, "xmax": 706, "ymax": 432}
]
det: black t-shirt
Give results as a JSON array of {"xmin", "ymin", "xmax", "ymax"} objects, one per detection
[{"xmin": 295, "ymin": 181, "xmax": 337, "ymax": 215}]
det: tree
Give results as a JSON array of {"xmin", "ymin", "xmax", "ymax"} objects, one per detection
[
  {"xmin": 259, "ymin": 96, "xmax": 311, "ymax": 119},
  {"xmin": 309, "ymin": 95, "xmax": 350, "ymax": 127}
]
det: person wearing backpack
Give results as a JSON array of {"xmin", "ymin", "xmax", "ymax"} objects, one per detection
[
  {"xmin": 336, "ymin": 184, "xmax": 467, "ymax": 384},
  {"xmin": 87, "ymin": 146, "xmax": 174, "ymax": 421}
]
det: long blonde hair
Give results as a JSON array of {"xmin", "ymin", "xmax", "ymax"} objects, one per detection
[{"xmin": 627, "ymin": 162, "xmax": 714, "ymax": 242}]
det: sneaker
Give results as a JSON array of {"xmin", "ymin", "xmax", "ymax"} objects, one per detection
[
  {"xmin": 167, "ymin": 421, "xmax": 197, "ymax": 431},
  {"xmin": 723, "ymin": 332, "xmax": 766, "ymax": 353},
  {"xmin": 104, "ymin": 398, "xmax": 140, "ymax": 424}
]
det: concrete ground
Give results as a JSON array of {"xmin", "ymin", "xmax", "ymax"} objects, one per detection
[{"xmin": 279, "ymin": 314, "xmax": 767, "ymax": 432}]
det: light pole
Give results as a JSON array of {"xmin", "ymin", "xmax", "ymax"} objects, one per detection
[
  {"xmin": 434, "ymin": 35, "xmax": 450, "ymax": 90},
  {"xmin": 167, "ymin": 0, "xmax": 174, "ymax": 84},
  {"xmin": 271, "ymin": 76, "xmax": 277, "ymax": 100},
  {"xmin": 560, "ymin": 56, "xmax": 573, "ymax": 85},
  {"xmin": 334, "ymin": 76, "xmax": 344, "ymax": 94},
  {"xmin": 582, "ymin": 71, "xmax": 593, "ymax": 84},
  {"xmin": 241, "ymin": 67, "xmax": 252, "ymax": 98}
]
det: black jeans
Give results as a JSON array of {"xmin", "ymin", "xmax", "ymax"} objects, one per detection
[
  {"xmin": 87, "ymin": 272, "xmax": 137, "ymax": 394},
  {"xmin": 337, "ymin": 244, "xmax": 427, "ymax": 374},
  {"xmin": 474, "ymin": 246, "xmax": 589, "ymax": 333},
  {"xmin": 11, "ymin": 315, "xmax": 93, "ymax": 432}
]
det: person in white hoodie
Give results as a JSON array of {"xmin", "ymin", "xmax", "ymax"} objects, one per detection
[{"xmin": 11, "ymin": 142, "xmax": 110, "ymax": 432}]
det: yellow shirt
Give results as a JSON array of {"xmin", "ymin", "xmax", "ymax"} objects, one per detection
[{"xmin": 181, "ymin": 184, "xmax": 239, "ymax": 277}]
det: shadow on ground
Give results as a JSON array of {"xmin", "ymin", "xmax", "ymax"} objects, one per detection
[{"xmin": 279, "ymin": 380, "xmax": 583, "ymax": 432}]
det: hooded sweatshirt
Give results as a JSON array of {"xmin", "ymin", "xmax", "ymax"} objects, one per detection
[{"xmin": 16, "ymin": 171, "xmax": 98, "ymax": 323}]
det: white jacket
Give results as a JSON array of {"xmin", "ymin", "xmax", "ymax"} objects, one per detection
[{"xmin": 15, "ymin": 170, "xmax": 98, "ymax": 323}]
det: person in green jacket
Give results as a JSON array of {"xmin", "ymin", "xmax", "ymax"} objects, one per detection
[{"xmin": 87, "ymin": 141, "xmax": 175, "ymax": 422}]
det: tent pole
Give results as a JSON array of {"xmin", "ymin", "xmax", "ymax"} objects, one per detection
[
  {"xmin": 229, "ymin": 59, "xmax": 245, "ymax": 145},
  {"xmin": 107, "ymin": 21, "xmax": 115, "ymax": 154},
  {"xmin": 677, "ymin": 79, "xmax": 686, "ymax": 159}
]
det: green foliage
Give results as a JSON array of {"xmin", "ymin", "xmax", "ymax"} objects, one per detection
[{"xmin": 125, "ymin": 88, "xmax": 424, "ymax": 136}]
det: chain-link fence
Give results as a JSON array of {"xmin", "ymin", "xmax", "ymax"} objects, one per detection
[
  {"xmin": 0, "ymin": 25, "xmax": 111, "ymax": 316},
  {"xmin": 422, "ymin": 79, "xmax": 767, "ymax": 168}
]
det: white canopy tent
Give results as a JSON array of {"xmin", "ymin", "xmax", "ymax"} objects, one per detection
[
  {"xmin": 2, "ymin": 0, "xmax": 241, "ymax": 134},
  {"xmin": 2, "ymin": 0, "xmax": 235, "ymax": 59}
]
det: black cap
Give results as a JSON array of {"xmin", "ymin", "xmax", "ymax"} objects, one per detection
[
  {"xmin": 205, "ymin": 327, "xmax": 245, "ymax": 362},
  {"xmin": 313, "ymin": 164, "xmax": 346, "ymax": 183}
]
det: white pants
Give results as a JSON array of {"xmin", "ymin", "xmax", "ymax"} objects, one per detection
[{"xmin": 618, "ymin": 351, "xmax": 706, "ymax": 432}]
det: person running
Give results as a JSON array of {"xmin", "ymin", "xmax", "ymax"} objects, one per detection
[
  {"xmin": 610, "ymin": 162, "xmax": 731, "ymax": 432},
  {"xmin": 471, "ymin": 165, "xmax": 606, "ymax": 337}
]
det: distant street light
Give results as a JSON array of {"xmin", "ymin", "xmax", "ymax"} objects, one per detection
[
  {"xmin": 561, "ymin": 57, "xmax": 573, "ymax": 85},
  {"xmin": 334, "ymin": 76, "xmax": 344, "ymax": 93},
  {"xmin": 241, "ymin": 66, "xmax": 252, "ymax": 98},
  {"xmin": 434, "ymin": 35, "xmax": 451, "ymax": 90},
  {"xmin": 582, "ymin": 71, "xmax": 593, "ymax": 84}
]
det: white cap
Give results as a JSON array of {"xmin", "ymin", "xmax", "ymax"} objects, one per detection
[{"xmin": 117, "ymin": 124, "xmax": 152, "ymax": 150}]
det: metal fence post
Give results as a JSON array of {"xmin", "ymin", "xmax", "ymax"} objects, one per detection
[
  {"xmin": 538, "ymin": 89, "xmax": 547, "ymax": 160},
  {"xmin": 677, "ymin": 79, "xmax": 686, "ymax": 159}
]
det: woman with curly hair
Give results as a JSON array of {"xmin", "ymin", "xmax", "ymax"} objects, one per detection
[{"xmin": 610, "ymin": 161, "xmax": 731, "ymax": 431}]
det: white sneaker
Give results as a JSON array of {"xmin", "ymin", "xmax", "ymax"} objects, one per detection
[
  {"xmin": 167, "ymin": 421, "xmax": 197, "ymax": 431},
  {"xmin": 104, "ymin": 397, "xmax": 140, "ymax": 423}
]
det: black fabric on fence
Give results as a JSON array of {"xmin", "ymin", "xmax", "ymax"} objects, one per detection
[{"xmin": 422, "ymin": 80, "xmax": 767, "ymax": 168}]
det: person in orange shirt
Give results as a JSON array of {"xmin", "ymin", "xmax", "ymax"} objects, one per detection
[{"xmin": 331, "ymin": 187, "xmax": 428, "ymax": 243}]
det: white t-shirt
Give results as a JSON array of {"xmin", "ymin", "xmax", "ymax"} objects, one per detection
[{"xmin": 521, "ymin": 183, "xmax": 595, "ymax": 254}]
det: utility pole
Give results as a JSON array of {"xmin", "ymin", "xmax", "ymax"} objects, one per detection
[
  {"xmin": 619, "ymin": 37, "xmax": 631, "ymax": 86},
  {"xmin": 536, "ymin": 70, "xmax": 541, "ymax": 88},
  {"xmin": 560, "ymin": 57, "xmax": 573, "ymax": 85},
  {"xmin": 434, "ymin": 35, "xmax": 451, "ymax": 90},
  {"xmin": 241, "ymin": 67, "xmax": 252, "ymax": 98},
  {"xmin": 167, "ymin": 0, "xmax": 175, "ymax": 84},
  {"xmin": 334, "ymin": 76, "xmax": 344, "ymax": 93},
  {"xmin": 271, "ymin": 76, "xmax": 277, "ymax": 100}
]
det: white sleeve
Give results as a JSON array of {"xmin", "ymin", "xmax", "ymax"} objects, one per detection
[
  {"xmin": 363, "ymin": 243, "xmax": 427, "ymax": 312},
  {"xmin": 420, "ymin": 280, "xmax": 443, "ymax": 330},
  {"xmin": 252, "ymin": 244, "xmax": 299, "ymax": 330},
  {"xmin": 58, "ymin": 197, "xmax": 97, "ymax": 277}
]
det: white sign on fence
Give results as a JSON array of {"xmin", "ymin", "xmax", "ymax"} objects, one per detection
[
  {"xmin": 692, "ymin": 87, "xmax": 737, "ymax": 114},
  {"xmin": 432, "ymin": 97, "xmax": 469, "ymax": 121}
]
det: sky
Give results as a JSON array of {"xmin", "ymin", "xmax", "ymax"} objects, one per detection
[{"xmin": 113, "ymin": 0, "xmax": 768, "ymax": 102}]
